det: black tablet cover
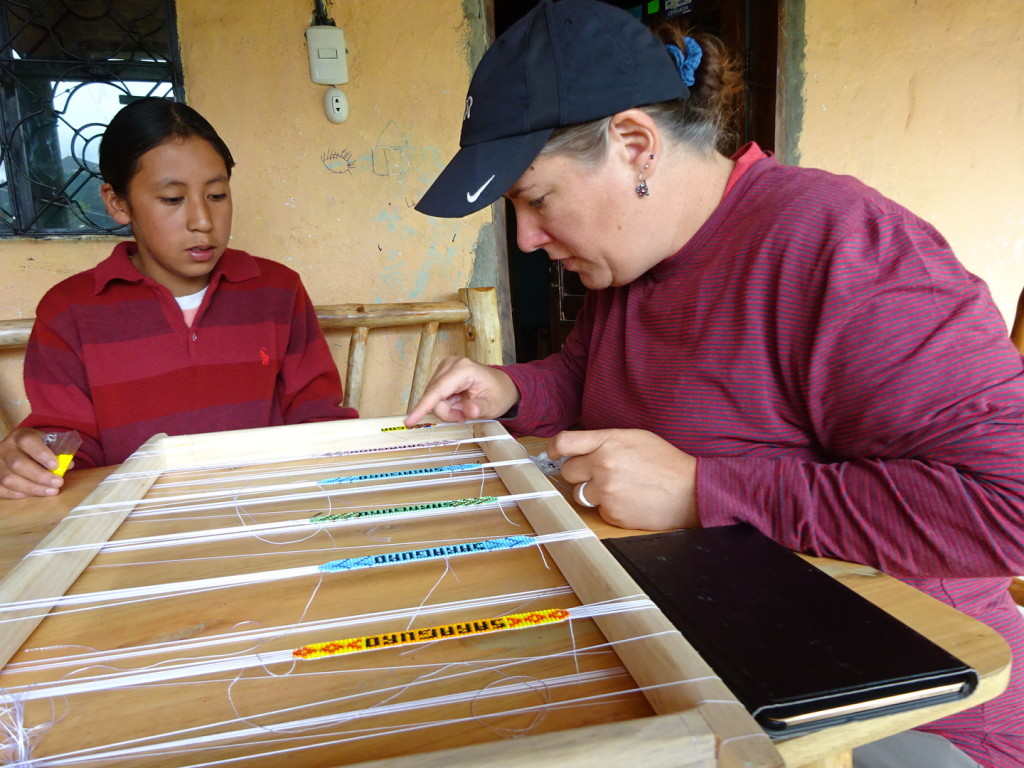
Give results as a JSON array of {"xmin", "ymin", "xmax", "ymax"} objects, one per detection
[{"xmin": 603, "ymin": 524, "xmax": 978, "ymax": 737}]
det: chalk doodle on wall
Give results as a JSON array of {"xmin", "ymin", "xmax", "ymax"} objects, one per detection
[
  {"xmin": 372, "ymin": 121, "xmax": 409, "ymax": 178},
  {"xmin": 321, "ymin": 149, "xmax": 356, "ymax": 174}
]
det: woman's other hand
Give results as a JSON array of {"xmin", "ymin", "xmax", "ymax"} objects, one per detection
[{"xmin": 550, "ymin": 428, "xmax": 698, "ymax": 531}]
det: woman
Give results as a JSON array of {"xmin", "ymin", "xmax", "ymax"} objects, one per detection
[{"xmin": 408, "ymin": 1, "xmax": 1024, "ymax": 766}]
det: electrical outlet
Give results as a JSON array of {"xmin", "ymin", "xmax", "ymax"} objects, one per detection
[{"xmin": 324, "ymin": 87, "xmax": 348, "ymax": 124}]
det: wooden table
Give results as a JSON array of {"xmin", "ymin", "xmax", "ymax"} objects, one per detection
[
  {"xmin": 515, "ymin": 436, "xmax": 1012, "ymax": 768},
  {"xmin": 0, "ymin": 442, "xmax": 1011, "ymax": 768}
]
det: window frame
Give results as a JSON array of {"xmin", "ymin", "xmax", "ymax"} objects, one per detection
[{"xmin": 0, "ymin": 0, "xmax": 185, "ymax": 238}]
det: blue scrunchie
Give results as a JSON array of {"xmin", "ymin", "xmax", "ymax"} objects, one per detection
[{"xmin": 666, "ymin": 37, "xmax": 703, "ymax": 87}]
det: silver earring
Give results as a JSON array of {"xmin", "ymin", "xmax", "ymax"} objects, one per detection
[{"xmin": 635, "ymin": 156, "xmax": 653, "ymax": 197}]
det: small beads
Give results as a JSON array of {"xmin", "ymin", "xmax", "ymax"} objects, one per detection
[
  {"xmin": 318, "ymin": 534, "xmax": 533, "ymax": 572},
  {"xmin": 317, "ymin": 463, "xmax": 482, "ymax": 487},
  {"xmin": 292, "ymin": 607, "xmax": 571, "ymax": 660},
  {"xmin": 310, "ymin": 496, "xmax": 497, "ymax": 524},
  {"xmin": 312, "ymin": 440, "xmax": 457, "ymax": 458}
]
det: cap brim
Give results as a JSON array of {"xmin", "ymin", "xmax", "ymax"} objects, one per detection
[{"xmin": 416, "ymin": 128, "xmax": 553, "ymax": 218}]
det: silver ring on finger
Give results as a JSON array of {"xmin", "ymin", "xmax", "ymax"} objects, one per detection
[{"xmin": 574, "ymin": 481, "xmax": 597, "ymax": 508}]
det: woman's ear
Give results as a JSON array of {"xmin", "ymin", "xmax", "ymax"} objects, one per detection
[
  {"xmin": 608, "ymin": 109, "xmax": 659, "ymax": 174},
  {"xmin": 100, "ymin": 183, "xmax": 132, "ymax": 227}
]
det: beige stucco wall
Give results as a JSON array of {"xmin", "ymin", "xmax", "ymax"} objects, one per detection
[
  {"xmin": 0, "ymin": 0, "xmax": 496, "ymax": 420},
  {"xmin": 795, "ymin": 0, "xmax": 1024, "ymax": 328}
]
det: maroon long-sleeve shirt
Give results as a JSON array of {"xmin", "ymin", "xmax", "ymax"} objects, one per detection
[
  {"xmin": 21, "ymin": 242, "xmax": 357, "ymax": 467},
  {"xmin": 501, "ymin": 146, "xmax": 1024, "ymax": 766}
]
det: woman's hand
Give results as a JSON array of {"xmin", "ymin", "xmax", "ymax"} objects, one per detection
[
  {"xmin": 405, "ymin": 356, "xmax": 521, "ymax": 426},
  {"xmin": 0, "ymin": 427, "xmax": 65, "ymax": 499},
  {"xmin": 549, "ymin": 428, "xmax": 698, "ymax": 530}
]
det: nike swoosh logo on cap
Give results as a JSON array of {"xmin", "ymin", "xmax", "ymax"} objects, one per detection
[{"xmin": 466, "ymin": 175, "xmax": 496, "ymax": 203}]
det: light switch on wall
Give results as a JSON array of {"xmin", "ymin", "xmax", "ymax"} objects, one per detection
[{"xmin": 306, "ymin": 25, "xmax": 347, "ymax": 85}]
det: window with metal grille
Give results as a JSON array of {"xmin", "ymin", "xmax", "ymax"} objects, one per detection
[{"xmin": 0, "ymin": 0, "xmax": 183, "ymax": 237}]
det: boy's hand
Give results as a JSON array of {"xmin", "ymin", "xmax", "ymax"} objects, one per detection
[{"xmin": 0, "ymin": 428, "xmax": 65, "ymax": 499}]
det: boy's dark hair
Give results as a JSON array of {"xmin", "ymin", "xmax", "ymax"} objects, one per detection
[{"xmin": 99, "ymin": 98, "xmax": 236, "ymax": 195}]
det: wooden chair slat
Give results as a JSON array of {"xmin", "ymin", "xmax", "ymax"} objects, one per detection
[
  {"xmin": 316, "ymin": 301, "xmax": 468, "ymax": 329},
  {"xmin": 1011, "ymin": 286, "xmax": 1024, "ymax": 354},
  {"xmin": 461, "ymin": 286, "xmax": 503, "ymax": 366},
  {"xmin": 409, "ymin": 321, "xmax": 440, "ymax": 408},
  {"xmin": 344, "ymin": 324, "xmax": 370, "ymax": 411},
  {"xmin": 0, "ymin": 318, "xmax": 32, "ymax": 350}
]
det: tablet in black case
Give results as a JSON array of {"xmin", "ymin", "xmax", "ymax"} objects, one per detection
[{"xmin": 602, "ymin": 524, "xmax": 978, "ymax": 737}]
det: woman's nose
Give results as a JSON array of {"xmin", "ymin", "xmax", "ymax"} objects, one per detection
[{"xmin": 516, "ymin": 213, "xmax": 550, "ymax": 253}]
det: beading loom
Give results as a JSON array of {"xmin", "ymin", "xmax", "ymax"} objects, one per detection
[{"xmin": 0, "ymin": 417, "xmax": 783, "ymax": 767}]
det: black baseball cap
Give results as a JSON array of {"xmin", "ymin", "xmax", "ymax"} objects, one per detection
[{"xmin": 416, "ymin": 0, "xmax": 688, "ymax": 219}]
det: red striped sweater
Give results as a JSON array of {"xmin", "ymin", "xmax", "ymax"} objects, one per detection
[
  {"xmin": 501, "ymin": 147, "xmax": 1024, "ymax": 765},
  {"xmin": 21, "ymin": 242, "xmax": 357, "ymax": 467}
]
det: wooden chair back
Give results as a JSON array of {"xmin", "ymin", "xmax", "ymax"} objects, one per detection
[
  {"xmin": 1005, "ymin": 287, "xmax": 1024, "ymax": 605},
  {"xmin": 996, "ymin": 284, "xmax": 1024, "ymax": 607},
  {"xmin": 320, "ymin": 286, "xmax": 502, "ymax": 414},
  {"xmin": 0, "ymin": 286, "xmax": 502, "ymax": 433},
  {"xmin": 1011, "ymin": 286, "xmax": 1024, "ymax": 354}
]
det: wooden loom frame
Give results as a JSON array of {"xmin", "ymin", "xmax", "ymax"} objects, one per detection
[{"xmin": 0, "ymin": 417, "xmax": 783, "ymax": 768}]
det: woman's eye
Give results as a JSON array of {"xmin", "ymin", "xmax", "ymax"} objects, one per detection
[
  {"xmin": 528, "ymin": 195, "xmax": 546, "ymax": 209},
  {"xmin": 209, "ymin": 193, "xmax": 228, "ymax": 201},
  {"xmin": 160, "ymin": 197, "xmax": 183, "ymax": 205}
]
